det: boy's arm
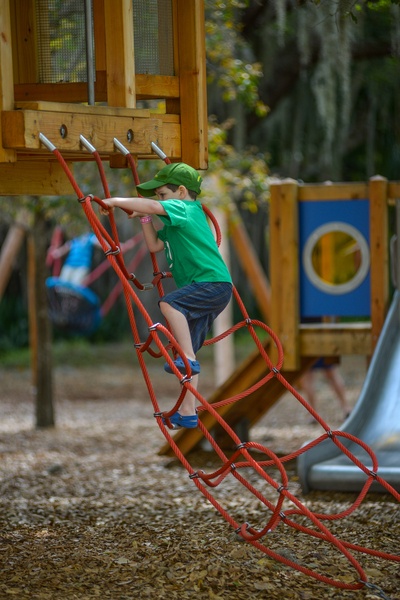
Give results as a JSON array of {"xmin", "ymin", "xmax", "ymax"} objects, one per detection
[
  {"xmin": 100, "ymin": 197, "xmax": 165, "ymax": 253},
  {"xmin": 140, "ymin": 218, "xmax": 165, "ymax": 253},
  {"xmin": 101, "ymin": 196, "xmax": 166, "ymax": 216}
]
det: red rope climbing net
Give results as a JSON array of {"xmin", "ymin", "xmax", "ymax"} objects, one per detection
[{"xmin": 39, "ymin": 133, "xmax": 399, "ymax": 595}]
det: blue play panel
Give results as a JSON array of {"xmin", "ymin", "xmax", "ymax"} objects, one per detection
[{"xmin": 299, "ymin": 199, "xmax": 370, "ymax": 318}]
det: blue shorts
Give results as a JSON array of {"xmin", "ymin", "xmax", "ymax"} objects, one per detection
[{"xmin": 160, "ymin": 282, "xmax": 232, "ymax": 353}]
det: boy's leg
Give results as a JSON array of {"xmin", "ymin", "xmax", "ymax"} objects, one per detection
[
  {"xmin": 159, "ymin": 301, "xmax": 196, "ymax": 360},
  {"xmin": 159, "ymin": 301, "xmax": 197, "ymax": 416},
  {"xmin": 180, "ymin": 375, "xmax": 198, "ymax": 416},
  {"xmin": 159, "ymin": 283, "xmax": 232, "ymax": 421}
]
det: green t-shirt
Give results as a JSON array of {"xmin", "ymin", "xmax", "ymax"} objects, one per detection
[{"xmin": 157, "ymin": 199, "xmax": 232, "ymax": 288}]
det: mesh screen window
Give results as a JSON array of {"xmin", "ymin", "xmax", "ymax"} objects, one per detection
[
  {"xmin": 35, "ymin": 0, "xmax": 92, "ymax": 84},
  {"xmin": 133, "ymin": 0, "xmax": 174, "ymax": 76},
  {"xmin": 34, "ymin": 0, "xmax": 174, "ymax": 85}
]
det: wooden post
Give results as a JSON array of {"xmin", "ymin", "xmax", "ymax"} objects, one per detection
[
  {"xmin": 228, "ymin": 204, "xmax": 271, "ymax": 323},
  {"xmin": 0, "ymin": 213, "xmax": 27, "ymax": 299},
  {"xmin": 27, "ymin": 204, "xmax": 55, "ymax": 428},
  {"xmin": 173, "ymin": 0, "xmax": 208, "ymax": 168},
  {"xmin": 269, "ymin": 179, "xmax": 300, "ymax": 369},
  {"xmin": 104, "ymin": 0, "xmax": 136, "ymax": 108},
  {"xmin": 0, "ymin": 0, "xmax": 16, "ymax": 162},
  {"xmin": 10, "ymin": 0, "xmax": 38, "ymax": 84},
  {"xmin": 369, "ymin": 175, "xmax": 389, "ymax": 352}
]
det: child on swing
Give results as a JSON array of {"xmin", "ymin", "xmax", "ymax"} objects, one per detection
[{"xmin": 100, "ymin": 163, "xmax": 232, "ymax": 429}]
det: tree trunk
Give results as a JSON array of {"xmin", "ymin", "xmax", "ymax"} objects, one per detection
[{"xmin": 27, "ymin": 202, "xmax": 55, "ymax": 428}]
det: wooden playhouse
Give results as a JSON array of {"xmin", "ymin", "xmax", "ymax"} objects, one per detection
[{"xmin": 0, "ymin": 0, "xmax": 207, "ymax": 197}]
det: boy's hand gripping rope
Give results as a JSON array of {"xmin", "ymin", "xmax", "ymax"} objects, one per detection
[{"xmin": 39, "ymin": 132, "xmax": 400, "ymax": 597}]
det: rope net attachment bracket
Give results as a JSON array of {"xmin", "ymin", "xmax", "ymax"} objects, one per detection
[
  {"xmin": 113, "ymin": 137, "xmax": 130, "ymax": 156},
  {"xmin": 38, "ymin": 132, "xmax": 56, "ymax": 152},
  {"xmin": 79, "ymin": 134, "xmax": 97, "ymax": 155},
  {"xmin": 151, "ymin": 141, "xmax": 168, "ymax": 161}
]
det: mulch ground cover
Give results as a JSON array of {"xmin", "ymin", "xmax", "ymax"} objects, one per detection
[{"xmin": 1, "ymin": 350, "xmax": 399, "ymax": 599}]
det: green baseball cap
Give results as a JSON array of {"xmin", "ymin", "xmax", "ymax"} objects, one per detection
[{"xmin": 137, "ymin": 163, "xmax": 203, "ymax": 197}]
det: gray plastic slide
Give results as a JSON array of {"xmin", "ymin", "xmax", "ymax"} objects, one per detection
[{"xmin": 298, "ymin": 290, "xmax": 400, "ymax": 493}]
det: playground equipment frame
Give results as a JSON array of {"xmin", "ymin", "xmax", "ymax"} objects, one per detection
[
  {"xmin": 0, "ymin": 0, "xmax": 207, "ymax": 195},
  {"xmin": 269, "ymin": 177, "xmax": 400, "ymax": 370}
]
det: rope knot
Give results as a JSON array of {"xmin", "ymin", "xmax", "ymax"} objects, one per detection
[
  {"xmin": 235, "ymin": 522, "xmax": 251, "ymax": 537},
  {"xmin": 105, "ymin": 245, "xmax": 120, "ymax": 256},
  {"xmin": 77, "ymin": 193, "xmax": 93, "ymax": 203}
]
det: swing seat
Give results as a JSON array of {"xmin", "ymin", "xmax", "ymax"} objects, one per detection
[{"xmin": 45, "ymin": 277, "xmax": 101, "ymax": 334}]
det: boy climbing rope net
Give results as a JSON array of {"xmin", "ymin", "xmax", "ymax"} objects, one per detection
[
  {"xmin": 100, "ymin": 162, "xmax": 232, "ymax": 429},
  {"xmin": 38, "ymin": 132, "xmax": 399, "ymax": 595}
]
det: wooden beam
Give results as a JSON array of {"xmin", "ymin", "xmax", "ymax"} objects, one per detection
[
  {"xmin": 369, "ymin": 175, "xmax": 389, "ymax": 351},
  {"xmin": 14, "ymin": 74, "xmax": 180, "ymax": 103},
  {"xmin": 10, "ymin": 0, "xmax": 37, "ymax": 83},
  {"xmin": 27, "ymin": 208, "xmax": 55, "ymax": 428},
  {"xmin": 110, "ymin": 115, "xmax": 181, "ymax": 164},
  {"xmin": 299, "ymin": 323, "xmax": 372, "ymax": 356},
  {"xmin": 5, "ymin": 117, "xmax": 180, "ymax": 164},
  {"xmin": 269, "ymin": 179, "xmax": 300, "ymax": 369},
  {"xmin": 298, "ymin": 182, "xmax": 368, "ymax": 201},
  {"xmin": 2, "ymin": 108, "xmax": 182, "ymax": 161},
  {"xmin": 2, "ymin": 109, "xmax": 164, "ymax": 155},
  {"xmin": 269, "ymin": 182, "xmax": 282, "ymax": 364},
  {"xmin": 27, "ymin": 229, "xmax": 37, "ymax": 388},
  {"xmin": 174, "ymin": 0, "xmax": 208, "ymax": 168},
  {"xmin": 14, "ymin": 100, "xmax": 151, "ymax": 117},
  {"xmin": 0, "ymin": 0, "xmax": 16, "ymax": 162},
  {"xmin": 14, "ymin": 79, "xmax": 108, "ymax": 104},
  {"xmin": 135, "ymin": 74, "xmax": 180, "ymax": 99},
  {"xmin": 93, "ymin": 0, "xmax": 106, "ymax": 74},
  {"xmin": 0, "ymin": 212, "xmax": 27, "ymax": 298},
  {"xmin": 104, "ymin": 0, "xmax": 135, "ymax": 108},
  {"xmin": 0, "ymin": 161, "xmax": 71, "ymax": 195}
]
